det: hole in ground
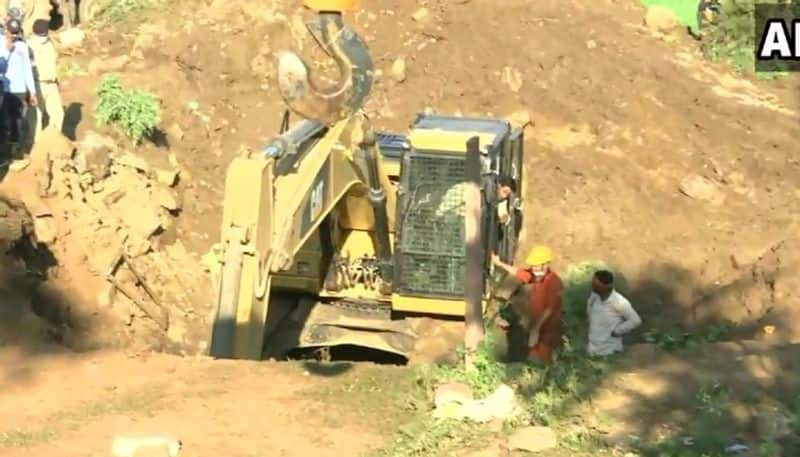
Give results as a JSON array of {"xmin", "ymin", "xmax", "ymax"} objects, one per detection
[{"xmin": 287, "ymin": 344, "xmax": 408, "ymax": 366}]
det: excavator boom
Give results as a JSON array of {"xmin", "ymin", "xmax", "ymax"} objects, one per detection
[{"xmin": 209, "ymin": 0, "xmax": 390, "ymax": 360}]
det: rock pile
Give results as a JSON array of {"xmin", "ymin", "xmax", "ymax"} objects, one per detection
[{"xmin": 20, "ymin": 127, "xmax": 209, "ymax": 351}]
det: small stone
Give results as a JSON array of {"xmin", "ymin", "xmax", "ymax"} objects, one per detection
[
  {"xmin": 390, "ymin": 56, "xmax": 407, "ymax": 83},
  {"xmin": 508, "ymin": 426, "xmax": 558, "ymax": 452},
  {"xmin": 679, "ymin": 174, "xmax": 725, "ymax": 205},
  {"xmin": 411, "ymin": 7, "xmax": 429, "ymax": 22},
  {"xmin": 501, "ymin": 66, "xmax": 523, "ymax": 93},
  {"xmin": 155, "ymin": 169, "xmax": 179, "ymax": 186},
  {"xmin": 33, "ymin": 215, "xmax": 57, "ymax": 244},
  {"xmin": 586, "ymin": 39, "xmax": 597, "ymax": 49}
]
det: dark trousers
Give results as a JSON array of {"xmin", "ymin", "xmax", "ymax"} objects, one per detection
[{"xmin": 3, "ymin": 92, "xmax": 28, "ymax": 145}]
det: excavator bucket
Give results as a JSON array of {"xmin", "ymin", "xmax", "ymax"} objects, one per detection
[
  {"xmin": 209, "ymin": 153, "xmax": 275, "ymax": 360},
  {"xmin": 276, "ymin": 11, "xmax": 374, "ymax": 124}
]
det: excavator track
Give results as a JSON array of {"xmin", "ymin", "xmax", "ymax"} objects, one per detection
[{"xmin": 262, "ymin": 294, "xmax": 416, "ymax": 360}]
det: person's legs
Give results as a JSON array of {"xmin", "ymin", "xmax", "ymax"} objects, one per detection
[
  {"xmin": 3, "ymin": 93, "xmax": 22, "ymax": 144},
  {"xmin": 42, "ymin": 83, "xmax": 64, "ymax": 133},
  {"xmin": 528, "ymin": 343, "xmax": 553, "ymax": 364},
  {"xmin": 14, "ymin": 93, "xmax": 32, "ymax": 155}
]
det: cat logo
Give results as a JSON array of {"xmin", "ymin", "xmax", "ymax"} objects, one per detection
[{"xmin": 309, "ymin": 179, "xmax": 324, "ymax": 223}]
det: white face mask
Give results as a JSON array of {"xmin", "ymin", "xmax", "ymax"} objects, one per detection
[{"xmin": 531, "ymin": 265, "xmax": 547, "ymax": 279}]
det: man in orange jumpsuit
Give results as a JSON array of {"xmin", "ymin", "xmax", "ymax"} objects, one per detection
[{"xmin": 492, "ymin": 245, "xmax": 564, "ymax": 364}]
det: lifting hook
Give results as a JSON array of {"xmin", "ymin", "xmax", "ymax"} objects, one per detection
[{"xmin": 276, "ymin": 11, "xmax": 374, "ymax": 125}]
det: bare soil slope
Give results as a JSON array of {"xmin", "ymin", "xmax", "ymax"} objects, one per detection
[{"xmin": 61, "ymin": 0, "xmax": 800, "ymax": 340}]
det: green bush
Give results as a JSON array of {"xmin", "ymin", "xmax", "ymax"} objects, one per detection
[{"xmin": 95, "ymin": 74, "xmax": 161, "ymax": 145}]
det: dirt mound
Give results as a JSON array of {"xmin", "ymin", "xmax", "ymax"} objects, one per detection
[
  {"xmin": 0, "ymin": 0, "xmax": 793, "ymax": 352},
  {"xmin": 1, "ymin": 127, "xmax": 210, "ymax": 355}
]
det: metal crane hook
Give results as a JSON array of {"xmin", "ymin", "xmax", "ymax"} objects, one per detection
[{"xmin": 276, "ymin": 12, "xmax": 374, "ymax": 125}]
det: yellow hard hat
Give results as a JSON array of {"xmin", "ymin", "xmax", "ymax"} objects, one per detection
[
  {"xmin": 304, "ymin": 0, "xmax": 359, "ymax": 11},
  {"xmin": 525, "ymin": 245, "xmax": 553, "ymax": 266}
]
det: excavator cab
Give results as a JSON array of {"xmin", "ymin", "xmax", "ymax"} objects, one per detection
[{"xmin": 391, "ymin": 114, "xmax": 524, "ymax": 315}]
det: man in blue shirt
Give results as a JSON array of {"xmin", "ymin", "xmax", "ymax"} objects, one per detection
[{"xmin": 2, "ymin": 18, "xmax": 37, "ymax": 154}]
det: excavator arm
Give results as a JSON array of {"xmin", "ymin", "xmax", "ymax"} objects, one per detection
[{"xmin": 208, "ymin": 0, "xmax": 393, "ymax": 360}]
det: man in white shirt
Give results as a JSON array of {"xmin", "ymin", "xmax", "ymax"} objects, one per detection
[{"xmin": 586, "ymin": 270, "xmax": 642, "ymax": 357}]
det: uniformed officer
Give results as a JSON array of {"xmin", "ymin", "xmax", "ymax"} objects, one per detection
[
  {"xmin": 3, "ymin": 18, "xmax": 37, "ymax": 154},
  {"xmin": 28, "ymin": 18, "xmax": 62, "ymax": 137}
]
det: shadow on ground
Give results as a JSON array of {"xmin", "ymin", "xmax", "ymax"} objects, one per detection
[
  {"xmin": 0, "ymin": 220, "xmax": 101, "ymax": 388},
  {"xmin": 63, "ymin": 102, "xmax": 83, "ymax": 142},
  {"xmin": 490, "ymin": 243, "xmax": 800, "ymax": 455}
]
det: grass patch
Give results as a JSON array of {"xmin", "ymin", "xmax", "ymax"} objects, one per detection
[
  {"xmin": 93, "ymin": 0, "xmax": 162, "ymax": 24},
  {"xmin": 95, "ymin": 73, "xmax": 161, "ymax": 144},
  {"xmin": 643, "ymin": 0, "xmax": 794, "ymax": 77},
  {"xmin": 366, "ymin": 261, "xmax": 623, "ymax": 456},
  {"xmin": 632, "ymin": 381, "xmax": 738, "ymax": 456},
  {"xmin": 0, "ymin": 382, "xmax": 166, "ymax": 448},
  {"xmin": 642, "ymin": 322, "xmax": 734, "ymax": 351}
]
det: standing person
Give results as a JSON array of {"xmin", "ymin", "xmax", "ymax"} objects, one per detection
[
  {"xmin": 495, "ymin": 175, "xmax": 516, "ymax": 226},
  {"xmin": 492, "ymin": 245, "xmax": 564, "ymax": 364},
  {"xmin": 28, "ymin": 18, "xmax": 61, "ymax": 137},
  {"xmin": 586, "ymin": 270, "xmax": 642, "ymax": 357},
  {"xmin": 3, "ymin": 18, "xmax": 37, "ymax": 156}
]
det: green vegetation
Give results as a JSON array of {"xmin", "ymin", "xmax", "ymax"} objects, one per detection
[
  {"xmin": 633, "ymin": 383, "xmax": 799, "ymax": 457},
  {"xmin": 95, "ymin": 73, "xmax": 161, "ymax": 144},
  {"xmin": 642, "ymin": 0, "xmax": 795, "ymax": 77},
  {"xmin": 643, "ymin": 322, "xmax": 733, "ymax": 351},
  {"xmin": 367, "ymin": 261, "xmax": 619, "ymax": 456},
  {"xmin": 702, "ymin": 0, "xmax": 794, "ymax": 76},
  {"xmin": 93, "ymin": 0, "xmax": 162, "ymax": 24}
]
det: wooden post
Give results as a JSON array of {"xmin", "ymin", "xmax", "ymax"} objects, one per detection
[{"xmin": 463, "ymin": 136, "xmax": 484, "ymax": 369}]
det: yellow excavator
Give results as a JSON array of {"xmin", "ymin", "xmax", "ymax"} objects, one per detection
[{"xmin": 208, "ymin": 0, "xmax": 526, "ymax": 361}]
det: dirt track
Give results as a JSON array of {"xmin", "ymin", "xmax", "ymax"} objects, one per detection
[
  {"xmin": 0, "ymin": 350, "xmax": 382, "ymax": 457},
  {"xmin": 0, "ymin": 0, "xmax": 798, "ymax": 454}
]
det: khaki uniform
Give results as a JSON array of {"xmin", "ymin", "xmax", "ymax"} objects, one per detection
[{"xmin": 28, "ymin": 34, "xmax": 63, "ymax": 136}]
